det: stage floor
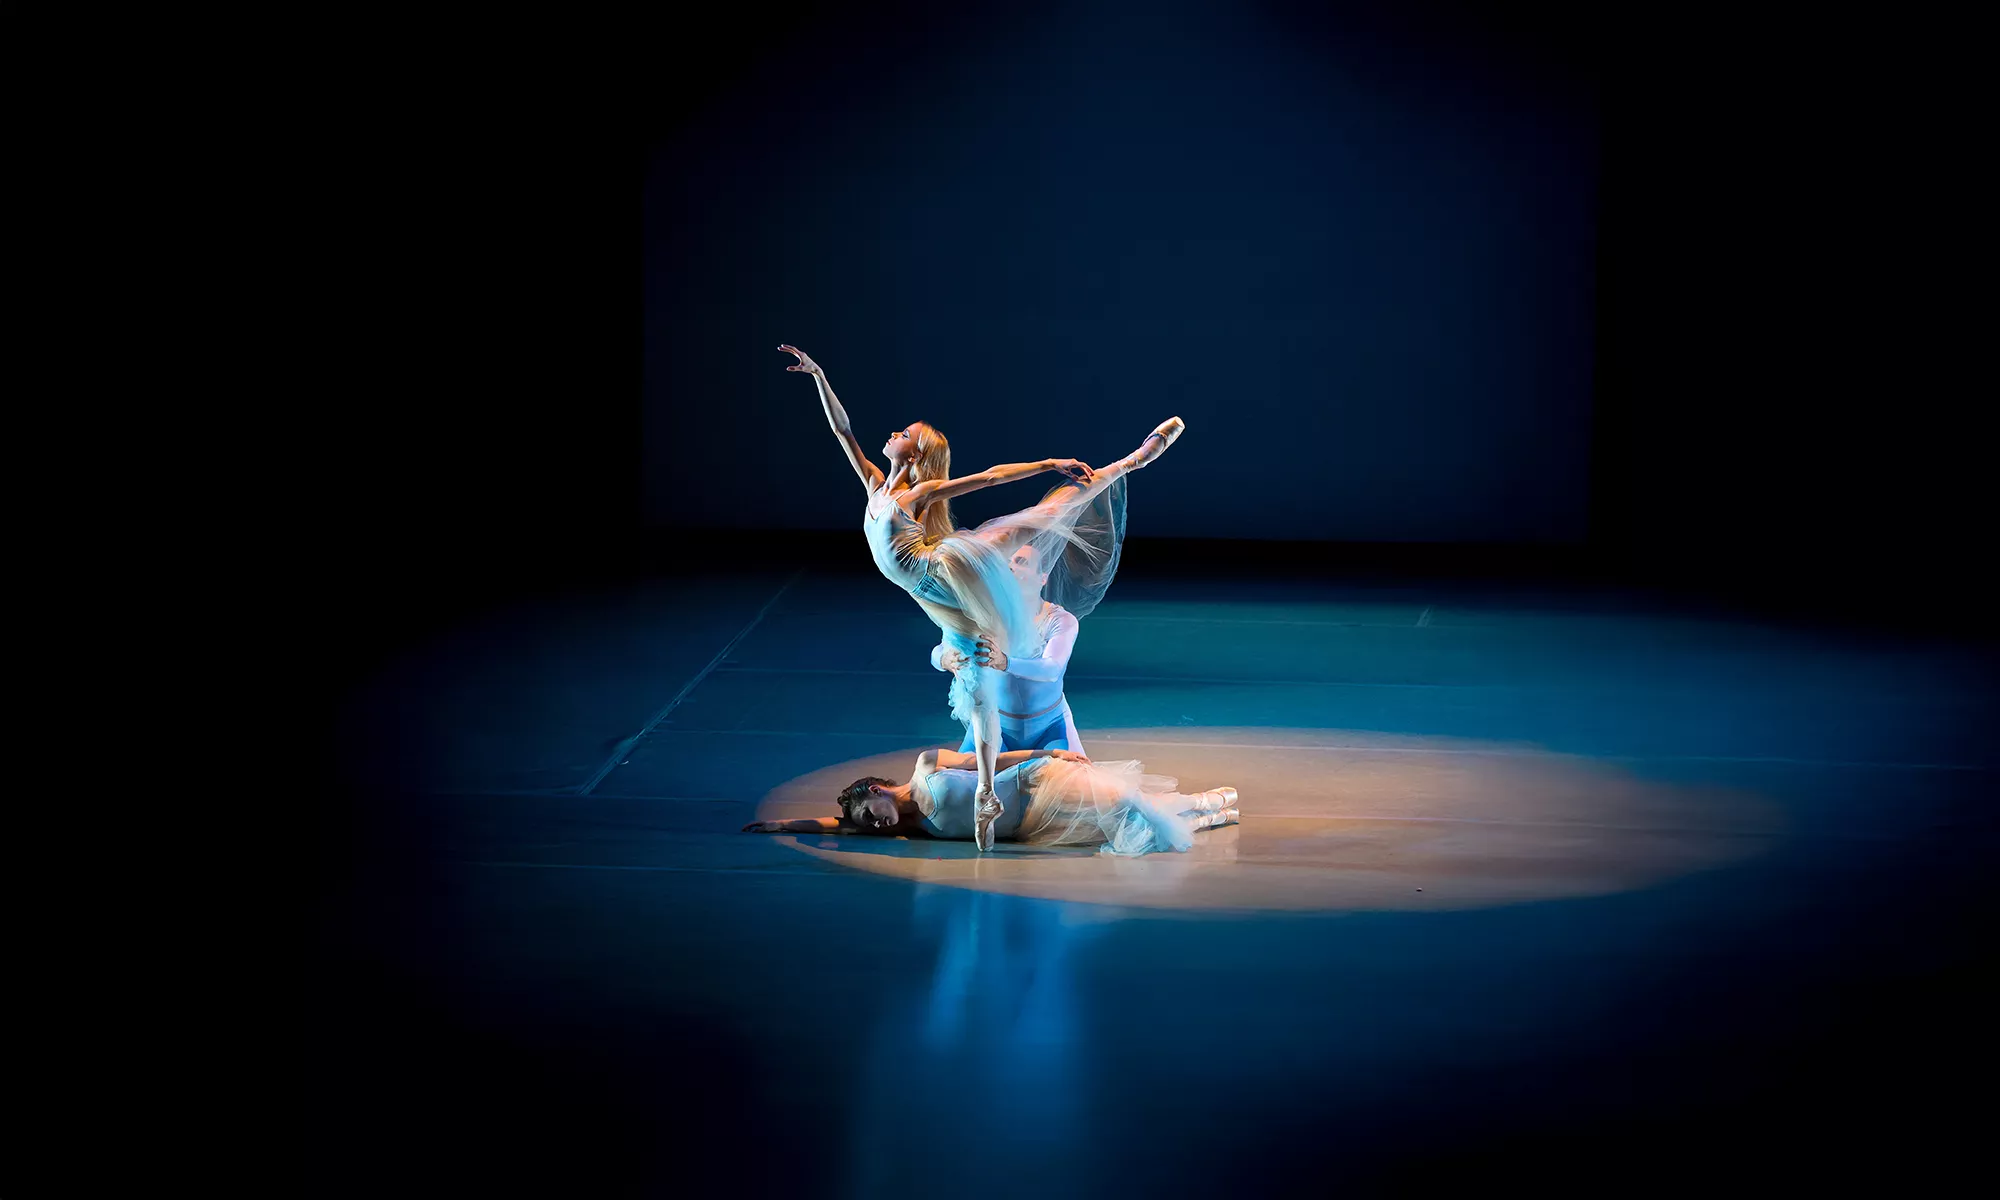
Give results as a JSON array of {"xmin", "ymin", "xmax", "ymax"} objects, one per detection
[{"xmin": 309, "ymin": 553, "xmax": 1998, "ymax": 1196}]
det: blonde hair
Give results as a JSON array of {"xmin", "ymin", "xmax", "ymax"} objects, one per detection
[{"xmin": 906, "ymin": 420, "xmax": 955, "ymax": 543}]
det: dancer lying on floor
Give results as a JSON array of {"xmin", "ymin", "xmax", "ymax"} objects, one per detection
[
  {"xmin": 781, "ymin": 343, "xmax": 1180, "ymax": 849},
  {"xmin": 741, "ymin": 746, "xmax": 1239, "ymax": 857}
]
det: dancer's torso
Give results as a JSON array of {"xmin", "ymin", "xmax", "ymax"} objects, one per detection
[
  {"xmin": 990, "ymin": 604, "xmax": 1071, "ymax": 718},
  {"xmin": 911, "ymin": 751, "xmax": 1037, "ymax": 841},
  {"xmin": 862, "ymin": 486, "xmax": 972, "ymax": 632},
  {"xmin": 861, "ymin": 486, "xmax": 926, "ymax": 589}
]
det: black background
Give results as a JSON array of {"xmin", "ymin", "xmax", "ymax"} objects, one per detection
[{"xmin": 319, "ymin": 0, "xmax": 1985, "ymax": 690}]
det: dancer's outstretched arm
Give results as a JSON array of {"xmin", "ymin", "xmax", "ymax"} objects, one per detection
[
  {"xmin": 780, "ymin": 344, "xmax": 884, "ymax": 493},
  {"xmin": 742, "ymin": 816, "xmax": 845, "ymax": 833},
  {"xmin": 1028, "ymin": 417, "xmax": 1187, "ymax": 512},
  {"xmin": 905, "ymin": 457, "xmax": 1095, "ymax": 510},
  {"xmin": 742, "ymin": 815, "xmax": 940, "ymax": 837},
  {"xmin": 935, "ymin": 747, "xmax": 1089, "ymax": 771}
]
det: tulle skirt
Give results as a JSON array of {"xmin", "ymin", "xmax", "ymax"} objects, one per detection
[
  {"xmin": 1014, "ymin": 758, "xmax": 1197, "ymax": 857},
  {"xmin": 1024, "ymin": 474, "xmax": 1126, "ymax": 622},
  {"xmin": 921, "ymin": 478, "xmax": 1125, "ymax": 642},
  {"xmin": 917, "ymin": 476, "xmax": 1129, "ymax": 732}
]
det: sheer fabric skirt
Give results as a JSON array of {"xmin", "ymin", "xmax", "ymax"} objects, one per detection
[
  {"xmin": 1013, "ymin": 757, "xmax": 1197, "ymax": 857},
  {"xmin": 919, "ymin": 476, "xmax": 1129, "ymax": 734}
]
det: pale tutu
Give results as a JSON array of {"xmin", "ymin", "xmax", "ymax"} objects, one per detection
[
  {"xmin": 865, "ymin": 474, "xmax": 1129, "ymax": 731},
  {"xmin": 1031, "ymin": 475, "xmax": 1126, "ymax": 621},
  {"xmin": 1013, "ymin": 757, "xmax": 1195, "ymax": 857}
]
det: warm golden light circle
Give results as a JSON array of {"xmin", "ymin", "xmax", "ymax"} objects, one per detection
[{"xmin": 752, "ymin": 727, "xmax": 1787, "ymax": 913}]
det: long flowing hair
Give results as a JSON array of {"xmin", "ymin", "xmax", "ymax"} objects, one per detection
[{"xmin": 905, "ymin": 420, "xmax": 954, "ymax": 543}]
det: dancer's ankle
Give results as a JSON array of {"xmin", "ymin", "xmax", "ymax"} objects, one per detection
[{"xmin": 1128, "ymin": 418, "xmax": 1184, "ymax": 469}]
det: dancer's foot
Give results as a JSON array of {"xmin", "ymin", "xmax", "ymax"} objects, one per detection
[
  {"xmin": 1190, "ymin": 806, "xmax": 1240, "ymax": 830},
  {"xmin": 1121, "ymin": 417, "xmax": 1185, "ymax": 471},
  {"xmin": 1189, "ymin": 787, "xmax": 1237, "ymax": 814},
  {"xmin": 973, "ymin": 789, "xmax": 1004, "ymax": 852}
]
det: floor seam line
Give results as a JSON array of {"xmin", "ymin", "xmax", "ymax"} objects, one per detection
[{"xmin": 574, "ymin": 568, "xmax": 805, "ymax": 795}]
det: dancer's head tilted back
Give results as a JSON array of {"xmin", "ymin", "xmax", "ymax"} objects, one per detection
[
  {"xmin": 836, "ymin": 776, "xmax": 904, "ymax": 834},
  {"xmin": 883, "ymin": 420, "xmax": 954, "ymax": 542}
]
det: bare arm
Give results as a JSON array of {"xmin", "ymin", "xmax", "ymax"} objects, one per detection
[
  {"xmin": 933, "ymin": 746, "xmax": 1088, "ymax": 772},
  {"xmin": 905, "ymin": 457, "xmax": 1094, "ymax": 511},
  {"xmin": 780, "ymin": 345, "xmax": 885, "ymax": 493},
  {"xmin": 742, "ymin": 817, "xmax": 847, "ymax": 833}
]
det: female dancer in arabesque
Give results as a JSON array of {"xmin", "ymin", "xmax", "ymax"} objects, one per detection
[{"xmin": 779, "ymin": 344, "xmax": 1183, "ymax": 850}]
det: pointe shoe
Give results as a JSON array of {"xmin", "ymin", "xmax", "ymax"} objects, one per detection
[
  {"xmin": 1191, "ymin": 787, "xmax": 1237, "ymax": 813},
  {"xmin": 973, "ymin": 791, "xmax": 1003, "ymax": 852},
  {"xmin": 1127, "ymin": 417, "xmax": 1185, "ymax": 469},
  {"xmin": 1213, "ymin": 807, "xmax": 1239, "ymax": 827}
]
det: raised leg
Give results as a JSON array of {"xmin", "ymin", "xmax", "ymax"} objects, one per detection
[
  {"xmin": 1026, "ymin": 417, "xmax": 1187, "ymax": 524},
  {"xmin": 1101, "ymin": 416, "xmax": 1184, "ymax": 483}
]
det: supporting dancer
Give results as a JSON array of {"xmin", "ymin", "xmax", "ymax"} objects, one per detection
[
  {"xmin": 932, "ymin": 541, "xmax": 1086, "ymax": 755},
  {"xmin": 781, "ymin": 344, "xmax": 1181, "ymax": 850},
  {"xmin": 742, "ymin": 746, "xmax": 1240, "ymax": 856}
]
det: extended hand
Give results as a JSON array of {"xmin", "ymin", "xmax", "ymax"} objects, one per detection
[
  {"xmin": 974, "ymin": 635, "xmax": 1008, "ymax": 672},
  {"xmin": 742, "ymin": 820, "xmax": 786, "ymax": 833},
  {"xmin": 1048, "ymin": 458, "xmax": 1095, "ymax": 484},
  {"xmin": 939, "ymin": 648, "xmax": 970, "ymax": 673},
  {"xmin": 777, "ymin": 344, "xmax": 823, "ymax": 376},
  {"xmin": 1047, "ymin": 749, "xmax": 1091, "ymax": 763}
]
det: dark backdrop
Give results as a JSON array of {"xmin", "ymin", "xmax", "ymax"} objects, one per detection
[
  {"xmin": 321, "ymin": 1, "xmax": 1982, "ymax": 680},
  {"xmin": 644, "ymin": 0, "xmax": 1601, "ymax": 543}
]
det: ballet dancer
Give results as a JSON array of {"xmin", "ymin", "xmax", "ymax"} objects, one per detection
[
  {"xmin": 742, "ymin": 744, "xmax": 1240, "ymax": 856},
  {"xmin": 781, "ymin": 343, "xmax": 1181, "ymax": 849}
]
